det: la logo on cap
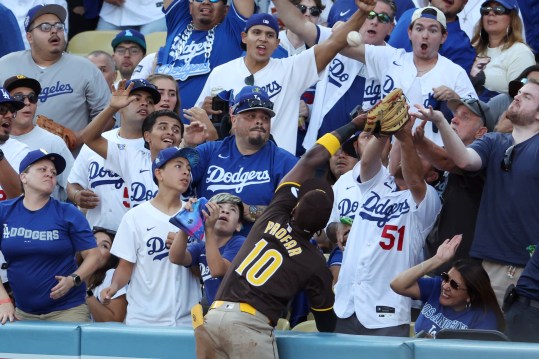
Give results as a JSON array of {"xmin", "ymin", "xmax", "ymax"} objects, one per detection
[
  {"xmin": 263, "ymin": 19, "xmax": 269, "ymax": 24},
  {"xmin": 125, "ymin": 30, "xmax": 133, "ymax": 37},
  {"xmin": 1, "ymin": 89, "xmax": 10, "ymax": 99}
]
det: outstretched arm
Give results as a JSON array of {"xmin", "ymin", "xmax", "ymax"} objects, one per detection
[
  {"xmin": 313, "ymin": 0, "xmax": 374, "ymax": 71},
  {"xmin": 273, "ymin": 0, "xmax": 318, "ymax": 46},
  {"xmin": 412, "ymin": 105, "xmax": 482, "ymax": 171},
  {"xmin": 391, "ymin": 234, "xmax": 462, "ymax": 299},
  {"xmin": 0, "ymin": 157, "xmax": 22, "ymax": 199},
  {"xmin": 413, "ymin": 120, "xmax": 461, "ymax": 173},
  {"xmin": 359, "ymin": 136, "xmax": 387, "ymax": 183},
  {"xmin": 81, "ymin": 81, "xmax": 135, "ymax": 160},
  {"xmin": 281, "ymin": 113, "xmax": 367, "ymax": 185}
]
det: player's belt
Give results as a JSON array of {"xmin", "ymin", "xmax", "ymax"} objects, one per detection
[{"xmin": 210, "ymin": 300, "xmax": 272, "ymax": 326}]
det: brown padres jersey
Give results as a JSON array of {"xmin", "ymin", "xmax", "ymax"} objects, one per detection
[{"xmin": 215, "ymin": 182, "xmax": 335, "ymax": 325}]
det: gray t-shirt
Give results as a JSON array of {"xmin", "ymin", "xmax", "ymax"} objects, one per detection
[{"xmin": 0, "ymin": 50, "xmax": 110, "ymax": 133}]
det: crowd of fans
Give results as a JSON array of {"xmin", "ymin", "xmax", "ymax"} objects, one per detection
[{"xmin": 0, "ymin": 0, "xmax": 538, "ymax": 356}]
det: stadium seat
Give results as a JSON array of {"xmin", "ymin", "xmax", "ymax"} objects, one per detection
[
  {"xmin": 436, "ymin": 329, "xmax": 509, "ymax": 341},
  {"xmin": 276, "ymin": 318, "xmax": 291, "ymax": 331},
  {"xmin": 67, "ymin": 30, "xmax": 117, "ymax": 56},
  {"xmin": 291, "ymin": 320, "xmax": 318, "ymax": 332},
  {"xmin": 145, "ymin": 32, "xmax": 167, "ymax": 54}
]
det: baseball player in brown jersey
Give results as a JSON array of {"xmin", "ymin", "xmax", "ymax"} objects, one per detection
[{"xmin": 193, "ymin": 103, "xmax": 369, "ymax": 358}]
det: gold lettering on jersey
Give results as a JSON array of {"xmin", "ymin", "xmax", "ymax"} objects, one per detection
[{"xmin": 264, "ymin": 221, "xmax": 302, "ymax": 257}]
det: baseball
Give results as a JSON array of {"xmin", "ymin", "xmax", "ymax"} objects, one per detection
[{"xmin": 347, "ymin": 31, "xmax": 362, "ymax": 47}]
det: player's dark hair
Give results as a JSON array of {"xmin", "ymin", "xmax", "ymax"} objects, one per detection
[
  {"xmin": 141, "ymin": 110, "xmax": 184, "ymax": 150},
  {"xmin": 452, "ymin": 259, "xmax": 505, "ymax": 331}
]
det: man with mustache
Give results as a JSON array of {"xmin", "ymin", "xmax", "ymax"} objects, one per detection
[
  {"xmin": 188, "ymin": 86, "xmax": 297, "ymax": 237},
  {"xmin": 0, "ymin": 4, "xmax": 110, "ymax": 153}
]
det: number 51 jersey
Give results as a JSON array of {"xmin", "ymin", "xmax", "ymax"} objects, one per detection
[{"xmin": 215, "ymin": 182, "xmax": 334, "ymax": 326}]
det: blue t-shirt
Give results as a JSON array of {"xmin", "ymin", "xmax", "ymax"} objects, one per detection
[
  {"xmin": 516, "ymin": 250, "xmax": 539, "ymax": 301},
  {"xmin": 388, "ymin": 9, "xmax": 476, "ymax": 73},
  {"xmin": 469, "ymin": 132, "xmax": 539, "ymax": 266},
  {"xmin": 516, "ymin": 0, "xmax": 539, "ymax": 56},
  {"xmin": 0, "ymin": 197, "xmax": 96, "ymax": 314},
  {"xmin": 415, "ymin": 277, "xmax": 498, "ymax": 337},
  {"xmin": 187, "ymin": 235, "xmax": 245, "ymax": 303},
  {"xmin": 157, "ymin": 0, "xmax": 248, "ymax": 120},
  {"xmin": 0, "ymin": 4, "xmax": 24, "ymax": 58},
  {"xmin": 191, "ymin": 136, "xmax": 298, "ymax": 236},
  {"xmin": 327, "ymin": 246, "xmax": 343, "ymax": 267}
]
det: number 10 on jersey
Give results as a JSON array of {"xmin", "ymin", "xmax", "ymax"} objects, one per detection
[{"xmin": 235, "ymin": 239, "xmax": 283, "ymax": 286}]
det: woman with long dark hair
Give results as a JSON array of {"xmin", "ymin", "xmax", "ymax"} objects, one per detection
[{"xmin": 391, "ymin": 235, "xmax": 504, "ymax": 337}]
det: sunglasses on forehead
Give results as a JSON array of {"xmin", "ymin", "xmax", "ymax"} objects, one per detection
[
  {"xmin": 234, "ymin": 98, "xmax": 274, "ymax": 113},
  {"xmin": 441, "ymin": 272, "xmax": 466, "ymax": 291},
  {"xmin": 367, "ymin": 10, "xmax": 392, "ymax": 24},
  {"xmin": 480, "ymin": 5, "xmax": 511, "ymax": 16},
  {"xmin": 296, "ymin": 4, "xmax": 321, "ymax": 17},
  {"xmin": 92, "ymin": 226, "xmax": 117, "ymax": 239}
]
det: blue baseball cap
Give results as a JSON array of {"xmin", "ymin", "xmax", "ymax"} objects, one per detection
[
  {"xmin": 481, "ymin": 0, "xmax": 518, "ymax": 10},
  {"xmin": 0, "ymin": 87, "xmax": 25, "ymax": 111},
  {"xmin": 111, "ymin": 29, "xmax": 147, "ymax": 53},
  {"xmin": 126, "ymin": 79, "xmax": 161, "ymax": 104},
  {"xmin": 152, "ymin": 147, "xmax": 200, "ymax": 185},
  {"xmin": 244, "ymin": 13, "xmax": 280, "ymax": 37},
  {"xmin": 25, "ymin": 4, "xmax": 67, "ymax": 32},
  {"xmin": 20, "ymin": 149, "xmax": 66, "ymax": 175},
  {"xmin": 232, "ymin": 86, "xmax": 275, "ymax": 117}
]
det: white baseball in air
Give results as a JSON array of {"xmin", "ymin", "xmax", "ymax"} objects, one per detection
[{"xmin": 346, "ymin": 31, "xmax": 362, "ymax": 47}]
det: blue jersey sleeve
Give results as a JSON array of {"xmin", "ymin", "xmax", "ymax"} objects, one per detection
[
  {"xmin": 63, "ymin": 203, "xmax": 96, "ymax": 252},
  {"xmin": 221, "ymin": 235, "xmax": 245, "ymax": 262},
  {"xmin": 187, "ymin": 241, "xmax": 205, "ymax": 267}
]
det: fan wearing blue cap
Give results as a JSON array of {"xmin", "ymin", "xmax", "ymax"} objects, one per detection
[
  {"xmin": 99, "ymin": 146, "xmax": 202, "ymax": 326},
  {"xmin": 469, "ymin": 0, "xmax": 534, "ymax": 101},
  {"xmin": 0, "ymin": 148, "xmax": 101, "ymax": 323},
  {"xmin": 111, "ymin": 29, "xmax": 146, "ymax": 81},
  {"xmin": 195, "ymin": 0, "xmax": 380, "ymax": 155}
]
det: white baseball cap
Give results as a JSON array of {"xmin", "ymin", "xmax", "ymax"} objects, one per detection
[{"xmin": 411, "ymin": 6, "xmax": 447, "ymax": 30}]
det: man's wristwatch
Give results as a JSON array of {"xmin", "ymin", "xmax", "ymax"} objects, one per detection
[
  {"xmin": 70, "ymin": 273, "xmax": 82, "ymax": 287},
  {"xmin": 249, "ymin": 205, "xmax": 258, "ymax": 220},
  {"xmin": 86, "ymin": 289, "xmax": 94, "ymax": 297},
  {"xmin": 0, "ymin": 149, "xmax": 4, "ymax": 162}
]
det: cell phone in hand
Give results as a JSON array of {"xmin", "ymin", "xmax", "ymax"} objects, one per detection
[{"xmin": 212, "ymin": 96, "xmax": 229, "ymax": 124}]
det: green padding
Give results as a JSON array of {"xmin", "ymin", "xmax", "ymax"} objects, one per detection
[
  {"xmin": 277, "ymin": 332, "xmax": 415, "ymax": 359},
  {"xmin": 414, "ymin": 339, "xmax": 539, "ymax": 359},
  {"xmin": 0, "ymin": 321, "xmax": 80, "ymax": 356}
]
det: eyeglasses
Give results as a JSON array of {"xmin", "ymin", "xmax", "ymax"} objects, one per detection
[
  {"xmin": 29, "ymin": 22, "xmax": 65, "ymax": 32},
  {"xmin": 367, "ymin": 10, "xmax": 392, "ymax": 24},
  {"xmin": 11, "ymin": 93, "xmax": 39, "ymax": 104},
  {"xmin": 441, "ymin": 272, "xmax": 466, "ymax": 291},
  {"xmin": 115, "ymin": 46, "xmax": 143, "ymax": 56},
  {"xmin": 92, "ymin": 226, "xmax": 117, "ymax": 239},
  {"xmin": 461, "ymin": 98, "xmax": 487, "ymax": 126},
  {"xmin": 480, "ymin": 5, "xmax": 511, "ymax": 16},
  {"xmin": 500, "ymin": 144, "xmax": 515, "ymax": 172},
  {"xmin": 234, "ymin": 98, "xmax": 274, "ymax": 113},
  {"xmin": 296, "ymin": 4, "xmax": 321, "ymax": 17},
  {"xmin": 0, "ymin": 104, "xmax": 18, "ymax": 117},
  {"xmin": 244, "ymin": 74, "xmax": 255, "ymax": 86}
]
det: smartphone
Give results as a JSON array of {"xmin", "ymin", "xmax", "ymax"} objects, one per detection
[
  {"xmin": 169, "ymin": 197, "xmax": 208, "ymax": 241},
  {"xmin": 212, "ymin": 96, "xmax": 229, "ymax": 124},
  {"xmin": 349, "ymin": 104, "xmax": 364, "ymax": 119}
]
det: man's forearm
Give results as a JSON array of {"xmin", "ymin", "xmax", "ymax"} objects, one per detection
[{"xmin": 273, "ymin": 0, "xmax": 317, "ymax": 46}]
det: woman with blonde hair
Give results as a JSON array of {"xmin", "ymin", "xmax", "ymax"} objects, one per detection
[{"xmin": 470, "ymin": 0, "xmax": 534, "ymax": 101}]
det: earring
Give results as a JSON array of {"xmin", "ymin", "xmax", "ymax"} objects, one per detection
[{"xmin": 465, "ymin": 301, "xmax": 471, "ymax": 310}]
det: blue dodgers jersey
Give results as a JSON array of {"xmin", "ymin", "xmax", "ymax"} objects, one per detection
[
  {"xmin": 388, "ymin": 8, "xmax": 476, "ymax": 73},
  {"xmin": 0, "ymin": 197, "xmax": 96, "ymax": 314},
  {"xmin": 187, "ymin": 235, "xmax": 245, "ymax": 304},
  {"xmin": 158, "ymin": 0, "xmax": 247, "ymax": 118},
  {"xmin": 191, "ymin": 136, "xmax": 298, "ymax": 236}
]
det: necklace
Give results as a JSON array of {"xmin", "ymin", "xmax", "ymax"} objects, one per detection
[{"xmin": 170, "ymin": 22, "xmax": 216, "ymax": 65}]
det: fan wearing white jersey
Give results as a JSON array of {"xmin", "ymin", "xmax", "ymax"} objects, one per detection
[{"xmin": 334, "ymin": 118, "xmax": 441, "ymax": 337}]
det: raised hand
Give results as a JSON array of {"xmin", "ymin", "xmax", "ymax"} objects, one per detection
[
  {"xmin": 434, "ymin": 234, "xmax": 462, "ymax": 264},
  {"xmin": 109, "ymin": 80, "xmax": 136, "ymax": 111}
]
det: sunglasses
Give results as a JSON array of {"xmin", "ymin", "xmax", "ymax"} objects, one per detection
[
  {"xmin": 367, "ymin": 10, "xmax": 392, "ymax": 24},
  {"xmin": 500, "ymin": 144, "xmax": 516, "ymax": 172},
  {"xmin": 29, "ymin": 22, "xmax": 65, "ymax": 32},
  {"xmin": 11, "ymin": 93, "xmax": 39, "ymax": 104},
  {"xmin": 0, "ymin": 104, "xmax": 18, "ymax": 117},
  {"xmin": 234, "ymin": 98, "xmax": 274, "ymax": 113},
  {"xmin": 460, "ymin": 98, "xmax": 487, "ymax": 126},
  {"xmin": 244, "ymin": 74, "xmax": 255, "ymax": 86},
  {"xmin": 480, "ymin": 5, "xmax": 511, "ymax": 16},
  {"xmin": 296, "ymin": 4, "xmax": 321, "ymax": 17},
  {"xmin": 441, "ymin": 272, "xmax": 466, "ymax": 291},
  {"xmin": 92, "ymin": 226, "xmax": 117, "ymax": 239}
]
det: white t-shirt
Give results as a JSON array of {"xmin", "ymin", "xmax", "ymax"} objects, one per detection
[
  {"xmin": 68, "ymin": 129, "xmax": 144, "ymax": 230},
  {"xmin": 105, "ymin": 140, "xmax": 156, "ymax": 207},
  {"xmin": 196, "ymin": 48, "xmax": 321, "ymax": 155},
  {"xmin": 334, "ymin": 166, "xmax": 441, "ymax": 328},
  {"xmin": 328, "ymin": 161, "xmax": 364, "ymax": 225},
  {"xmin": 99, "ymin": 0, "xmax": 164, "ymax": 26},
  {"xmin": 365, "ymin": 45, "xmax": 477, "ymax": 146},
  {"xmin": 111, "ymin": 201, "xmax": 200, "ymax": 326}
]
